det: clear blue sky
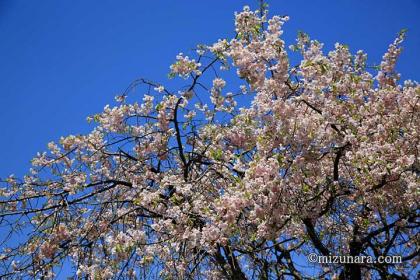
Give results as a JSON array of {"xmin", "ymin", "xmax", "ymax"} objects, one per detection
[{"xmin": 0, "ymin": 0, "xmax": 419, "ymax": 178}]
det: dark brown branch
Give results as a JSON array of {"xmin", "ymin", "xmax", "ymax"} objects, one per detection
[
  {"xmin": 302, "ymin": 218, "xmax": 330, "ymax": 256},
  {"xmin": 173, "ymin": 97, "xmax": 188, "ymax": 180}
]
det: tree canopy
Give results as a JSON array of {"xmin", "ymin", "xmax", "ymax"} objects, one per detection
[{"xmin": 0, "ymin": 4, "xmax": 419, "ymax": 280}]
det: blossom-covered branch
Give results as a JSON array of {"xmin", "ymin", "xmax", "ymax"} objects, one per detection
[{"xmin": 0, "ymin": 4, "xmax": 418, "ymax": 280}]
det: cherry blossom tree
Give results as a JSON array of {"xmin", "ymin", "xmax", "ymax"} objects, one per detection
[{"xmin": 0, "ymin": 3, "xmax": 419, "ymax": 280}]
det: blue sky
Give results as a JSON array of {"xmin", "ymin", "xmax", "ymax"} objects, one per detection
[{"xmin": 0, "ymin": 0, "xmax": 419, "ymax": 179}]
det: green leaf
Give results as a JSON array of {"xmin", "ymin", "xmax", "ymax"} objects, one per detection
[
  {"xmin": 211, "ymin": 149, "xmax": 223, "ymax": 161},
  {"xmin": 155, "ymin": 103, "xmax": 163, "ymax": 111},
  {"xmin": 168, "ymin": 72, "xmax": 176, "ymax": 79}
]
